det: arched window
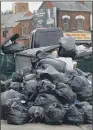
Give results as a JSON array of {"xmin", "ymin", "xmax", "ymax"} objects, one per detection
[
  {"xmin": 75, "ymin": 15, "xmax": 85, "ymax": 30},
  {"xmin": 62, "ymin": 15, "xmax": 70, "ymax": 32}
]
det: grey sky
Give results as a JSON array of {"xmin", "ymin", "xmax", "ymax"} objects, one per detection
[{"xmin": 1, "ymin": 2, "xmax": 42, "ymax": 12}]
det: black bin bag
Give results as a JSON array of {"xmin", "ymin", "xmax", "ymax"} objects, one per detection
[
  {"xmin": 1, "ymin": 98, "xmax": 26, "ymax": 120},
  {"xmin": 44, "ymin": 103, "xmax": 66, "ymax": 125},
  {"xmin": 65, "ymin": 104, "xmax": 84, "ymax": 125},
  {"xmin": 34, "ymin": 93, "xmax": 60, "ymax": 108},
  {"xmin": 6, "ymin": 100, "xmax": 29, "ymax": 125},
  {"xmin": 12, "ymin": 72, "xmax": 23, "ymax": 82},
  {"xmin": 9, "ymin": 82, "xmax": 22, "ymax": 92},
  {"xmin": 28, "ymin": 106, "xmax": 45, "ymax": 123},
  {"xmin": 82, "ymin": 103, "xmax": 92, "ymax": 124},
  {"xmin": 37, "ymin": 58, "xmax": 66, "ymax": 73},
  {"xmin": 54, "ymin": 83, "xmax": 77, "ymax": 104},
  {"xmin": 75, "ymin": 102, "xmax": 92, "ymax": 124},
  {"xmin": 23, "ymin": 80, "xmax": 38, "ymax": 97},
  {"xmin": 12, "ymin": 67, "xmax": 32, "ymax": 82},
  {"xmin": 1, "ymin": 33, "xmax": 25, "ymax": 54},
  {"xmin": 36, "ymin": 64, "xmax": 69, "ymax": 84},
  {"xmin": 0, "ymin": 78, "xmax": 12, "ymax": 92},
  {"xmin": 36, "ymin": 50, "xmax": 55, "ymax": 61},
  {"xmin": 1, "ymin": 89, "xmax": 27, "ymax": 104},
  {"xmin": 23, "ymin": 74, "xmax": 36, "ymax": 82},
  {"xmin": 68, "ymin": 76, "xmax": 92, "ymax": 103},
  {"xmin": 37, "ymin": 79, "xmax": 55, "ymax": 94},
  {"xmin": 58, "ymin": 36, "xmax": 77, "ymax": 58}
]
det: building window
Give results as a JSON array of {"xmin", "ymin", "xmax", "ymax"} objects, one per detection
[
  {"xmin": 75, "ymin": 15, "xmax": 85, "ymax": 31},
  {"xmin": 62, "ymin": 15, "xmax": 70, "ymax": 32},
  {"xmin": 21, "ymin": 25, "xmax": 25, "ymax": 35},
  {"xmin": 3, "ymin": 30, "xmax": 8, "ymax": 38},
  {"xmin": 77, "ymin": 19, "xmax": 84, "ymax": 30},
  {"xmin": 63, "ymin": 18, "xmax": 69, "ymax": 32}
]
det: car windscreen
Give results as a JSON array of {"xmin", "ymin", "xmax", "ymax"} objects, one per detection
[{"xmin": 34, "ymin": 29, "xmax": 63, "ymax": 48}]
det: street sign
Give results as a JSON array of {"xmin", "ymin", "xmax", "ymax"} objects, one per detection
[{"xmin": 64, "ymin": 32, "xmax": 91, "ymax": 40}]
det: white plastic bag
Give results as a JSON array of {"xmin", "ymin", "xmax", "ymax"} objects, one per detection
[{"xmin": 56, "ymin": 57, "xmax": 74, "ymax": 71}]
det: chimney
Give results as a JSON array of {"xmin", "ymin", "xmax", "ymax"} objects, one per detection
[
  {"xmin": 12, "ymin": 2, "xmax": 29, "ymax": 13},
  {"xmin": 79, "ymin": 0, "xmax": 84, "ymax": 4}
]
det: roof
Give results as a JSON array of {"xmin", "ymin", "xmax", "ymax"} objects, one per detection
[
  {"xmin": 39, "ymin": 1, "xmax": 91, "ymax": 12},
  {"xmin": 84, "ymin": 1, "xmax": 92, "ymax": 12},
  {"xmin": 1, "ymin": 12, "xmax": 28, "ymax": 28},
  {"xmin": 52, "ymin": 1, "xmax": 91, "ymax": 12},
  {"xmin": 18, "ymin": 15, "xmax": 33, "ymax": 21}
]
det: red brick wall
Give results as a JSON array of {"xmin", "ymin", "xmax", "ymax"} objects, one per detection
[
  {"xmin": 13, "ymin": 23, "xmax": 21, "ymax": 36},
  {"xmin": 1, "ymin": 11, "xmax": 33, "ymax": 43},
  {"xmin": 14, "ymin": 3, "xmax": 29, "ymax": 13},
  {"xmin": 16, "ymin": 39, "xmax": 29, "ymax": 47},
  {"xmin": 1, "ymin": 27, "xmax": 13, "ymax": 43},
  {"xmin": 20, "ymin": 20, "xmax": 33, "ymax": 35},
  {"xmin": 7, "ymin": 28, "xmax": 13, "ymax": 37},
  {"xmin": 24, "ymin": 11, "xmax": 32, "ymax": 16},
  {"xmin": 57, "ymin": 11, "xmax": 90, "ymax": 31},
  {"xmin": 40, "ymin": 1, "xmax": 90, "ymax": 32},
  {"xmin": 40, "ymin": 1, "xmax": 54, "ymax": 9}
]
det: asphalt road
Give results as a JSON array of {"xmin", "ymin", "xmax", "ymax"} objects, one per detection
[{"xmin": 1, "ymin": 120, "xmax": 92, "ymax": 130}]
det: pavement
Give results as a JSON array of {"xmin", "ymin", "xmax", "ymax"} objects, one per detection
[{"xmin": 1, "ymin": 120, "xmax": 92, "ymax": 130}]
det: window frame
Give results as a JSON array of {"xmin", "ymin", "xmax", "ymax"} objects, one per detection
[
  {"xmin": 21, "ymin": 25, "xmax": 26, "ymax": 35},
  {"xmin": 76, "ymin": 18, "xmax": 84, "ymax": 31},
  {"xmin": 63, "ymin": 18, "xmax": 69, "ymax": 32}
]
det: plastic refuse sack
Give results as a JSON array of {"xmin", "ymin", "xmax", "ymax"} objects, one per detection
[
  {"xmin": 56, "ymin": 57, "xmax": 74, "ymax": 71},
  {"xmin": 36, "ymin": 64, "xmax": 69, "ymax": 84},
  {"xmin": 54, "ymin": 83, "xmax": 77, "ymax": 104},
  {"xmin": 12, "ymin": 67, "xmax": 32, "ymax": 82},
  {"xmin": 65, "ymin": 68, "xmax": 91, "ymax": 80},
  {"xmin": 0, "ymin": 80, "xmax": 6, "ymax": 92},
  {"xmin": 1, "ymin": 89, "xmax": 27, "ymax": 105},
  {"xmin": 28, "ymin": 106, "xmax": 45, "ymax": 123},
  {"xmin": 76, "ymin": 45, "xmax": 87, "ymax": 53},
  {"xmin": 75, "ymin": 50, "xmax": 92, "ymax": 59},
  {"xmin": 1, "ymin": 34, "xmax": 19, "ymax": 46},
  {"xmin": 68, "ymin": 76, "xmax": 92, "ymax": 103},
  {"xmin": 9, "ymin": 82, "xmax": 22, "ymax": 92},
  {"xmin": 18, "ymin": 67, "xmax": 32, "ymax": 77},
  {"xmin": 37, "ymin": 79, "xmax": 55, "ymax": 94},
  {"xmin": 12, "ymin": 72, "xmax": 23, "ymax": 82},
  {"xmin": 23, "ymin": 80, "xmax": 37, "ymax": 97},
  {"xmin": 6, "ymin": 100, "xmax": 29, "ymax": 125},
  {"xmin": 34, "ymin": 93, "xmax": 60, "ymax": 108},
  {"xmin": 0, "ymin": 78, "xmax": 12, "ymax": 92},
  {"xmin": 1, "ymin": 98, "xmax": 26, "ymax": 120},
  {"xmin": 37, "ymin": 58, "xmax": 66, "ymax": 73},
  {"xmin": 23, "ymin": 74, "xmax": 36, "ymax": 82},
  {"xmin": 36, "ymin": 50, "xmax": 55, "ymax": 61},
  {"xmin": 65, "ymin": 104, "xmax": 84, "ymax": 125},
  {"xmin": 2, "ymin": 43, "xmax": 25, "ymax": 54},
  {"xmin": 44, "ymin": 103, "xmax": 66, "ymax": 125},
  {"xmin": 82, "ymin": 103, "xmax": 92, "ymax": 124},
  {"xmin": 74, "ymin": 68, "xmax": 91, "ymax": 77},
  {"xmin": 58, "ymin": 36, "xmax": 77, "ymax": 58},
  {"xmin": 87, "ymin": 74, "xmax": 92, "ymax": 83},
  {"xmin": 75, "ymin": 102, "xmax": 92, "ymax": 124}
]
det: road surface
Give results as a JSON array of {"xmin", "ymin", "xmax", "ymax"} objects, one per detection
[{"xmin": 1, "ymin": 120, "xmax": 92, "ymax": 130}]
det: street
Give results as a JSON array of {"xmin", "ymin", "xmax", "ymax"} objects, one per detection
[{"xmin": 1, "ymin": 120, "xmax": 92, "ymax": 130}]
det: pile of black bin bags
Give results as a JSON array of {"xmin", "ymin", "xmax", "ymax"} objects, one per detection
[{"xmin": 1, "ymin": 50, "xmax": 92, "ymax": 125}]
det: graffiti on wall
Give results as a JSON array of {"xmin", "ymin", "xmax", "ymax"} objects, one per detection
[{"xmin": 33, "ymin": 7, "xmax": 57, "ymax": 29}]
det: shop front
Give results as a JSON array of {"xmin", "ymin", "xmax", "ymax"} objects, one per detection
[{"xmin": 64, "ymin": 32, "xmax": 91, "ymax": 46}]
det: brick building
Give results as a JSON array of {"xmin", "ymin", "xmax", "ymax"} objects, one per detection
[
  {"xmin": 39, "ymin": 1, "xmax": 91, "ymax": 43},
  {"xmin": 1, "ymin": 2, "xmax": 33, "ymax": 46}
]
